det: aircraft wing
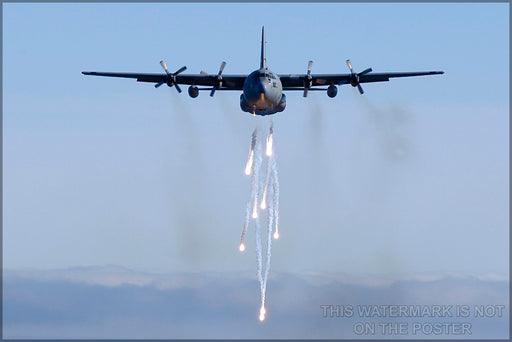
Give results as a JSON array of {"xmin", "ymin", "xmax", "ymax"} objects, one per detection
[
  {"xmin": 81, "ymin": 71, "xmax": 247, "ymax": 90},
  {"xmin": 280, "ymin": 71, "xmax": 444, "ymax": 90}
]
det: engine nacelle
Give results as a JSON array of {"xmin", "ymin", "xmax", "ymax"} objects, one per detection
[
  {"xmin": 240, "ymin": 94, "xmax": 252, "ymax": 112},
  {"xmin": 188, "ymin": 85, "xmax": 199, "ymax": 98},
  {"xmin": 327, "ymin": 85, "xmax": 338, "ymax": 98}
]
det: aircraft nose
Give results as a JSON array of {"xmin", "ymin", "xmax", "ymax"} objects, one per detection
[
  {"xmin": 259, "ymin": 78, "xmax": 272, "ymax": 96},
  {"xmin": 243, "ymin": 75, "xmax": 269, "ymax": 105},
  {"xmin": 257, "ymin": 79, "xmax": 266, "ymax": 94}
]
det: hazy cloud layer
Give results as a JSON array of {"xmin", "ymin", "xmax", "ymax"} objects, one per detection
[{"xmin": 4, "ymin": 267, "xmax": 508, "ymax": 339}]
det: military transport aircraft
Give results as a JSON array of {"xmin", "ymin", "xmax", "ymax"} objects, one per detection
[{"xmin": 83, "ymin": 27, "xmax": 444, "ymax": 116}]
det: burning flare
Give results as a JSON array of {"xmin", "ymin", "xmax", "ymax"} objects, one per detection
[
  {"xmin": 260, "ymin": 190, "xmax": 267, "ymax": 210},
  {"xmin": 239, "ymin": 243, "xmax": 246, "ymax": 252},
  {"xmin": 245, "ymin": 151, "xmax": 254, "ymax": 175},
  {"xmin": 259, "ymin": 305, "xmax": 266, "ymax": 321},
  {"xmin": 252, "ymin": 200, "xmax": 258, "ymax": 219},
  {"xmin": 273, "ymin": 231, "xmax": 279, "ymax": 240}
]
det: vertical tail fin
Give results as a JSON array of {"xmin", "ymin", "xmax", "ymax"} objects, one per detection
[{"xmin": 260, "ymin": 26, "xmax": 266, "ymax": 69}]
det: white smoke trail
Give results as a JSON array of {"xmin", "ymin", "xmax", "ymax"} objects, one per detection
[
  {"xmin": 251, "ymin": 137, "xmax": 265, "ymax": 305},
  {"xmin": 260, "ymin": 154, "xmax": 271, "ymax": 210},
  {"xmin": 271, "ymin": 150, "xmax": 280, "ymax": 240},
  {"xmin": 262, "ymin": 157, "xmax": 274, "ymax": 295},
  {"xmin": 266, "ymin": 125, "xmax": 274, "ymax": 157},
  {"xmin": 252, "ymin": 139, "xmax": 263, "ymax": 220},
  {"xmin": 262, "ymin": 124, "xmax": 280, "ymax": 315},
  {"xmin": 240, "ymin": 129, "xmax": 258, "ymax": 252},
  {"xmin": 245, "ymin": 130, "xmax": 257, "ymax": 175},
  {"xmin": 239, "ymin": 121, "xmax": 281, "ymax": 322},
  {"xmin": 239, "ymin": 203, "xmax": 250, "ymax": 252},
  {"xmin": 255, "ymin": 208, "xmax": 264, "ymax": 293},
  {"xmin": 260, "ymin": 122, "xmax": 278, "ymax": 321},
  {"xmin": 260, "ymin": 124, "xmax": 274, "ymax": 210}
]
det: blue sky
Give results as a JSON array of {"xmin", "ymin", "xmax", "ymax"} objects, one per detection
[
  {"xmin": 3, "ymin": 2, "xmax": 508, "ymax": 274},
  {"xmin": 2, "ymin": 2, "xmax": 509, "ymax": 337}
]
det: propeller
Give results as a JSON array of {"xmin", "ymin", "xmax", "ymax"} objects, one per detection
[
  {"xmin": 346, "ymin": 59, "xmax": 372, "ymax": 94},
  {"xmin": 303, "ymin": 60, "xmax": 313, "ymax": 97},
  {"xmin": 209, "ymin": 61, "xmax": 226, "ymax": 97},
  {"xmin": 155, "ymin": 60, "xmax": 187, "ymax": 93}
]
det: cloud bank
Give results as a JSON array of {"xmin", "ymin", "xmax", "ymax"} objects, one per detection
[{"xmin": 4, "ymin": 266, "xmax": 508, "ymax": 339}]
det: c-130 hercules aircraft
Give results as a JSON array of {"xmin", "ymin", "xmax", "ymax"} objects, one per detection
[{"xmin": 83, "ymin": 27, "xmax": 444, "ymax": 116}]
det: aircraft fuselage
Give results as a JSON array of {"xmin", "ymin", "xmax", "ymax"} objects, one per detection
[{"xmin": 240, "ymin": 68, "xmax": 285, "ymax": 116}]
